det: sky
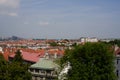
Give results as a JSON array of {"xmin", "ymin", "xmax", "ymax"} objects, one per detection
[{"xmin": 0, "ymin": 0, "xmax": 120, "ymax": 39}]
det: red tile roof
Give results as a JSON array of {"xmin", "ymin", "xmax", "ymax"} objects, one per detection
[
  {"xmin": 9, "ymin": 51, "xmax": 44, "ymax": 63},
  {"xmin": 115, "ymin": 48, "xmax": 120, "ymax": 55},
  {"xmin": 2, "ymin": 47, "xmax": 64, "ymax": 62}
]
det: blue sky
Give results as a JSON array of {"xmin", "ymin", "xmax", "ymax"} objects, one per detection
[{"xmin": 0, "ymin": 0, "xmax": 120, "ymax": 39}]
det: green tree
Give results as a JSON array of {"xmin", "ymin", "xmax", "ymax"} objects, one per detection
[
  {"xmin": 0, "ymin": 54, "xmax": 8, "ymax": 80},
  {"xmin": 13, "ymin": 49, "xmax": 23, "ymax": 63},
  {"xmin": 10, "ymin": 49, "xmax": 32, "ymax": 80},
  {"xmin": 0, "ymin": 50, "xmax": 32, "ymax": 80},
  {"xmin": 109, "ymin": 39, "xmax": 120, "ymax": 47},
  {"xmin": 60, "ymin": 43, "xmax": 116, "ymax": 80},
  {"xmin": 8, "ymin": 62, "xmax": 31, "ymax": 80},
  {"xmin": 49, "ymin": 42, "xmax": 58, "ymax": 46}
]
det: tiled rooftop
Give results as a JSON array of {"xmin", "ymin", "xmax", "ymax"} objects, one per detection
[{"xmin": 30, "ymin": 58, "xmax": 59, "ymax": 70}]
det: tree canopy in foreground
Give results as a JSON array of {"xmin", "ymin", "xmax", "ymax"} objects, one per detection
[
  {"xmin": 0, "ymin": 50, "xmax": 32, "ymax": 80},
  {"xmin": 60, "ymin": 43, "xmax": 116, "ymax": 80}
]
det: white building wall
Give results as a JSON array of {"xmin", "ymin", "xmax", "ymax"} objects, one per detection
[
  {"xmin": 80, "ymin": 37, "xmax": 98, "ymax": 43},
  {"xmin": 115, "ymin": 56, "xmax": 120, "ymax": 80}
]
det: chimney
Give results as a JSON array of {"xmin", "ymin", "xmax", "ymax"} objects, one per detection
[
  {"xmin": 54, "ymin": 53, "xmax": 57, "ymax": 59},
  {"xmin": 114, "ymin": 45, "xmax": 119, "ymax": 52},
  {"xmin": 44, "ymin": 52, "xmax": 49, "ymax": 59},
  {"xmin": 0, "ymin": 47, "xmax": 4, "ymax": 54}
]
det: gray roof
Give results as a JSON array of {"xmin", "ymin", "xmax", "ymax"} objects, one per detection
[{"xmin": 30, "ymin": 58, "xmax": 59, "ymax": 70}]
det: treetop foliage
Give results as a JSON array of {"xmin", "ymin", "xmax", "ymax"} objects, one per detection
[
  {"xmin": 60, "ymin": 42, "xmax": 116, "ymax": 80},
  {"xmin": 0, "ymin": 50, "xmax": 32, "ymax": 80},
  {"xmin": 109, "ymin": 39, "xmax": 120, "ymax": 47},
  {"xmin": 13, "ymin": 49, "xmax": 23, "ymax": 63}
]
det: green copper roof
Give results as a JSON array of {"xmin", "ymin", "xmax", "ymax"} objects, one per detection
[{"xmin": 30, "ymin": 58, "xmax": 59, "ymax": 70}]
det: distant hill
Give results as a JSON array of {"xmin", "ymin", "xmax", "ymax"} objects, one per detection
[
  {"xmin": 0, "ymin": 36, "xmax": 24, "ymax": 41},
  {"xmin": 8, "ymin": 36, "xmax": 24, "ymax": 40}
]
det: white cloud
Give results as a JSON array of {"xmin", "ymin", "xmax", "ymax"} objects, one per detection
[
  {"xmin": 8, "ymin": 12, "xmax": 17, "ymax": 16},
  {"xmin": 0, "ymin": 0, "xmax": 19, "ymax": 8},
  {"xmin": 0, "ymin": 0, "xmax": 19, "ymax": 16},
  {"xmin": 0, "ymin": 11, "xmax": 18, "ymax": 16},
  {"xmin": 39, "ymin": 21, "xmax": 49, "ymax": 26}
]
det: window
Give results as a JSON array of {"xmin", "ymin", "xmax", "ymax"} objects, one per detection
[
  {"xmin": 40, "ymin": 70, "xmax": 45, "ymax": 74},
  {"xmin": 117, "ymin": 70, "xmax": 119, "ymax": 77},
  {"xmin": 35, "ymin": 76, "xmax": 37, "ymax": 80},
  {"xmin": 35, "ymin": 69, "xmax": 39, "ymax": 73},
  {"xmin": 46, "ymin": 70, "xmax": 51, "ymax": 73},
  {"xmin": 117, "ymin": 59, "xmax": 119, "ymax": 64},
  {"xmin": 30, "ymin": 68, "xmax": 34, "ymax": 72}
]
